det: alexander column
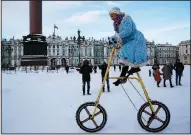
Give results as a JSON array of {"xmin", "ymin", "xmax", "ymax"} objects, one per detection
[
  {"xmin": 30, "ymin": 0, "xmax": 42, "ymax": 34},
  {"xmin": 21, "ymin": 0, "xmax": 48, "ymax": 66}
]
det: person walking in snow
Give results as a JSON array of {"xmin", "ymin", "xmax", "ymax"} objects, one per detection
[
  {"xmin": 149, "ymin": 69, "xmax": 151, "ymax": 77},
  {"xmin": 153, "ymin": 68, "xmax": 163, "ymax": 87},
  {"xmin": 99, "ymin": 61, "xmax": 110, "ymax": 92},
  {"xmin": 162, "ymin": 62, "xmax": 174, "ymax": 88},
  {"xmin": 152, "ymin": 60, "xmax": 160, "ymax": 80},
  {"xmin": 93, "ymin": 66, "xmax": 97, "ymax": 73},
  {"xmin": 118, "ymin": 65, "xmax": 121, "ymax": 71},
  {"xmin": 79, "ymin": 60, "xmax": 92, "ymax": 95},
  {"xmin": 114, "ymin": 65, "xmax": 116, "ymax": 71},
  {"xmin": 174, "ymin": 59, "xmax": 184, "ymax": 86},
  {"xmin": 65, "ymin": 64, "xmax": 69, "ymax": 74}
]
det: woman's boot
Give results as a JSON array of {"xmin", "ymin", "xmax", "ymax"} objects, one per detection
[
  {"xmin": 124, "ymin": 67, "xmax": 141, "ymax": 79},
  {"xmin": 113, "ymin": 66, "xmax": 129, "ymax": 86}
]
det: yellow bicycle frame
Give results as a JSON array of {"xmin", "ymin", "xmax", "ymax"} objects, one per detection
[{"xmin": 91, "ymin": 47, "xmax": 155, "ymax": 118}]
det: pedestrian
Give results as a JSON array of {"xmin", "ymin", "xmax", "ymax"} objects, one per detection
[
  {"xmin": 108, "ymin": 7, "xmax": 148, "ymax": 86},
  {"xmin": 169, "ymin": 63, "xmax": 174, "ymax": 75},
  {"xmin": 79, "ymin": 60, "xmax": 93, "ymax": 95},
  {"xmin": 152, "ymin": 60, "xmax": 160, "ymax": 80},
  {"xmin": 152, "ymin": 60, "xmax": 160, "ymax": 74},
  {"xmin": 174, "ymin": 59, "xmax": 184, "ymax": 86},
  {"xmin": 149, "ymin": 69, "xmax": 151, "ymax": 77},
  {"xmin": 114, "ymin": 65, "xmax": 116, "ymax": 71},
  {"xmin": 93, "ymin": 66, "xmax": 97, "ymax": 73},
  {"xmin": 65, "ymin": 64, "xmax": 69, "ymax": 73},
  {"xmin": 119, "ymin": 65, "xmax": 121, "ymax": 71},
  {"xmin": 153, "ymin": 68, "xmax": 163, "ymax": 87},
  {"xmin": 162, "ymin": 62, "xmax": 174, "ymax": 88},
  {"xmin": 99, "ymin": 61, "xmax": 110, "ymax": 92}
]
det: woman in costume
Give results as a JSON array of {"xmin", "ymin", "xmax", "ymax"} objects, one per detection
[{"xmin": 108, "ymin": 7, "xmax": 148, "ymax": 86}]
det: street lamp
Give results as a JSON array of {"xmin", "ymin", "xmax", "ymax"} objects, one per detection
[
  {"xmin": 7, "ymin": 46, "xmax": 13, "ymax": 67},
  {"xmin": 71, "ymin": 36, "xmax": 76, "ymax": 67},
  {"xmin": 77, "ymin": 29, "xmax": 85, "ymax": 66}
]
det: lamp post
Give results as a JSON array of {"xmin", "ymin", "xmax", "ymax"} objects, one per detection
[
  {"xmin": 1, "ymin": 44, "xmax": 5, "ymax": 66},
  {"xmin": 77, "ymin": 29, "xmax": 85, "ymax": 66},
  {"xmin": 7, "ymin": 46, "xmax": 13, "ymax": 67},
  {"xmin": 72, "ymin": 36, "xmax": 76, "ymax": 67}
]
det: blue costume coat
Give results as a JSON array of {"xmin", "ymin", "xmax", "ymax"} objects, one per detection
[{"xmin": 113, "ymin": 15, "xmax": 148, "ymax": 67}]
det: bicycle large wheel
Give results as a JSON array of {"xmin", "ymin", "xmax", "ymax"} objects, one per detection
[
  {"xmin": 76, "ymin": 102, "xmax": 107, "ymax": 133},
  {"xmin": 137, "ymin": 100, "xmax": 170, "ymax": 132}
]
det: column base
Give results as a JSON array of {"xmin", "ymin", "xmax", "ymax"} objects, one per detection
[
  {"xmin": 21, "ymin": 34, "xmax": 48, "ymax": 66},
  {"xmin": 21, "ymin": 55, "xmax": 48, "ymax": 66}
]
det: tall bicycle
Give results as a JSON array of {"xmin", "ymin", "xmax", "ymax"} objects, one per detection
[{"xmin": 75, "ymin": 44, "xmax": 170, "ymax": 133}]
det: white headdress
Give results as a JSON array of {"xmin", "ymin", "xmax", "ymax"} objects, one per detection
[{"xmin": 109, "ymin": 7, "xmax": 122, "ymax": 15}]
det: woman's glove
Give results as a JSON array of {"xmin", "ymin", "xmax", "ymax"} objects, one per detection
[{"xmin": 108, "ymin": 35, "xmax": 117, "ymax": 46}]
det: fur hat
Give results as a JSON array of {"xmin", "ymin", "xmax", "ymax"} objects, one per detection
[
  {"xmin": 109, "ymin": 7, "xmax": 122, "ymax": 15},
  {"xmin": 83, "ymin": 59, "xmax": 89, "ymax": 65}
]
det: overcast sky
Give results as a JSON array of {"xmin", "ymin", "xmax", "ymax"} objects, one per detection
[{"xmin": 2, "ymin": 1, "xmax": 190, "ymax": 45}]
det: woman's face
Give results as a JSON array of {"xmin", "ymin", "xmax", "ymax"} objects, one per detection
[{"xmin": 110, "ymin": 13, "xmax": 118, "ymax": 21}]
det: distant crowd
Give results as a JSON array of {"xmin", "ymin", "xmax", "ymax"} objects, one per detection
[
  {"xmin": 2, "ymin": 58, "xmax": 185, "ymax": 96},
  {"xmin": 78, "ymin": 59, "xmax": 185, "ymax": 96},
  {"xmin": 78, "ymin": 60, "xmax": 122, "ymax": 95},
  {"xmin": 150, "ymin": 59, "xmax": 184, "ymax": 88}
]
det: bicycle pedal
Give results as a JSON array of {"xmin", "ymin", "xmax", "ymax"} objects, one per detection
[{"xmin": 120, "ymin": 79, "xmax": 127, "ymax": 84}]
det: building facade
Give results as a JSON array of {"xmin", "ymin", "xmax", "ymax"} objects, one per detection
[
  {"xmin": 46, "ymin": 35, "xmax": 111, "ymax": 66},
  {"xmin": 156, "ymin": 43, "xmax": 178, "ymax": 65},
  {"xmin": 2, "ymin": 35, "xmax": 185, "ymax": 67},
  {"xmin": 178, "ymin": 40, "xmax": 190, "ymax": 65},
  {"xmin": 146, "ymin": 40, "xmax": 156, "ymax": 65},
  {"xmin": 1, "ymin": 38, "xmax": 23, "ymax": 66}
]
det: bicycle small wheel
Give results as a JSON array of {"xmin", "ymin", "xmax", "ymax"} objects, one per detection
[
  {"xmin": 76, "ymin": 102, "xmax": 107, "ymax": 133},
  {"xmin": 137, "ymin": 100, "xmax": 170, "ymax": 132}
]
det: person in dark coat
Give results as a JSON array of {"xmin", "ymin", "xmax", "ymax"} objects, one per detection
[
  {"xmin": 89, "ymin": 63, "xmax": 93, "ymax": 68},
  {"xmin": 149, "ymin": 69, "xmax": 151, "ymax": 77},
  {"xmin": 93, "ymin": 66, "xmax": 97, "ymax": 73},
  {"xmin": 169, "ymin": 63, "xmax": 174, "ymax": 75},
  {"xmin": 100, "ymin": 61, "xmax": 110, "ymax": 92},
  {"xmin": 174, "ymin": 59, "xmax": 184, "ymax": 85},
  {"xmin": 119, "ymin": 65, "xmax": 121, "ymax": 71},
  {"xmin": 162, "ymin": 62, "xmax": 174, "ymax": 88},
  {"xmin": 114, "ymin": 65, "xmax": 116, "ymax": 71},
  {"xmin": 79, "ymin": 60, "xmax": 93, "ymax": 95},
  {"xmin": 65, "ymin": 65, "xmax": 69, "ymax": 73},
  {"xmin": 98, "ymin": 65, "xmax": 101, "ymax": 70}
]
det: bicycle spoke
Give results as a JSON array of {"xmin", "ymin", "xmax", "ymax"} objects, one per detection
[
  {"xmin": 146, "ymin": 117, "xmax": 154, "ymax": 127},
  {"xmin": 81, "ymin": 117, "xmax": 89, "ymax": 123},
  {"xmin": 155, "ymin": 106, "xmax": 161, "ymax": 115},
  {"xmin": 92, "ymin": 119, "xmax": 99, "ymax": 128},
  {"xmin": 155, "ymin": 117, "xmax": 165, "ymax": 123},
  {"xmin": 94, "ymin": 111, "xmax": 102, "ymax": 117},
  {"xmin": 84, "ymin": 107, "xmax": 91, "ymax": 116},
  {"xmin": 143, "ymin": 110, "xmax": 152, "ymax": 116}
]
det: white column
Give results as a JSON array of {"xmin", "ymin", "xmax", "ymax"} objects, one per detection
[{"xmin": 91, "ymin": 46, "xmax": 94, "ymax": 57}]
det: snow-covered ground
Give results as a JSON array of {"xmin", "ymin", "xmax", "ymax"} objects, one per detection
[{"xmin": 2, "ymin": 66, "xmax": 190, "ymax": 133}]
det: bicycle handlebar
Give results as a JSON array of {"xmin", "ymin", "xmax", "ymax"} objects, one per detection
[
  {"xmin": 106, "ymin": 45, "xmax": 121, "ymax": 49},
  {"xmin": 107, "ymin": 37, "xmax": 121, "ymax": 49}
]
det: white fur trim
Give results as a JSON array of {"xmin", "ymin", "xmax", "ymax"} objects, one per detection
[
  {"xmin": 115, "ymin": 32, "xmax": 123, "ymax": 45},
  {"xmin": 114, "ymin": 14, "xmax": 129, "ymax": 46},
  {"xmin": 120, "ymin": 14, "xmax": 129, "ymax": 26},
  {"xmin": 109, "ymin": 10, "xmax": 121, "ymax": 15},
  {"xmin": 119, "ymin": 59, "xmax": 148, "ymax": 68}
]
